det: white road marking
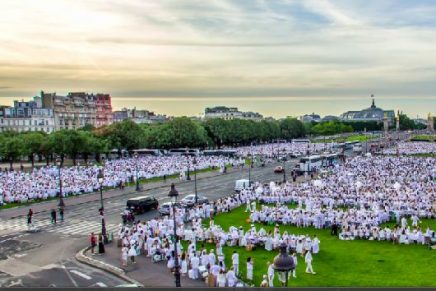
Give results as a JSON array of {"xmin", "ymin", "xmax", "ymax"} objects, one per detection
[
  {"xmin": 70, "ymin": 270, "xmax": 92, "ymax": 280},
  {"xmin": 62, "ymin": 265, "xmax": 78, "ymax": 287},
  {"xmin": 14, "ymin": 253, "xmax": 27, "ymax": 258},
  {"xmin": 95, "ymin": 282, "xmax": 107, "ymax": 287}
]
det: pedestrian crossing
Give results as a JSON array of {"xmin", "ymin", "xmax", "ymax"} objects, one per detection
[{"xmin": 0, "ymin": 217, "xmax": 119, "ymax": 237}]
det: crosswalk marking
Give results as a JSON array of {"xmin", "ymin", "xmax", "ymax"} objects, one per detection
[
  {"xmin": 0, "ymin": 217, "xmax": 118, "ymax": 237},
  {"xmin": 70, "ymin": 270, "xmax": 92, "ymax": 280}
]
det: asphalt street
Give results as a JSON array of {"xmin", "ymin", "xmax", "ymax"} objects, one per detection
[{"xmin": 0, "ymin": 159, "xmax": 298, "ymax": 287}]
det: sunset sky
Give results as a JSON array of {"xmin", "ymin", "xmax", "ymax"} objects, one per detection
[{"xmin": 1, "ymin": 0, "xmax": 435, "ymax": 117}]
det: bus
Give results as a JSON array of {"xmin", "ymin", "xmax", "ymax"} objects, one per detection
[
  {"xmin": 168, "ymin": 148, "xmax": 200, "ymax": 156},
  {"xmin": 321, "ymin": 153, "xmax": 339, "ymax": 167},
  {"xmin": 203, "ymin": 150, "xmax": 237, "ymax": 157},
  {"xmin": 292, "ymin": 139, "xmax": 310, "ymax": 144},
  {"xmin": 299, "ymin": 155, "xmax": 323, "ymax": 172},
  {"xmin": 132, "ymin": 149, "xmax": 164, "ymax": 156}
]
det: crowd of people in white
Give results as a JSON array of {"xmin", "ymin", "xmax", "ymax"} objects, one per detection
[
  {"xmin": 0, "ymin": 156, "xmax": 237, "ymax": 204},
  {"xmin": 235, "ymin": 142, "xmax": 331, "ymax": 158},
  {"xmin": 117, "ymin": 192, "xmax": 320, "ymax": 287},
  {"xmin": 114, "ymin": 151, "xmax": 435, "ymax": 286},
  {"xmin": 382, "ymin": 141, "xmax": 436, "ymax": 155},
  {"xmin": 0, "ymin": 141, "xmax": 334, "ymax": 205}
]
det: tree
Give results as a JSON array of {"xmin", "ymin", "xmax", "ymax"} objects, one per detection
[
  {"xmin": 399, "ymin": 113, "xmax": 417, "ymax": 130},
  {"xmin": 103, "ymin": 120, "xmax": 145, "ymax": 155},
  {"xmin": 311, "ymin": 121, "xmax": 353, "ymax": 136},
  {"xmin": 21, "ymin": 132, "xmax": 46, "ymax": 168},
  {"xmin": 279, "ymin": 117, "xmax": 305, "ymax": 140},
  {"xmin": 0, "ymin": 136, "xmax": 24, "ymax": 170},
  {"xmin": 203, "ymin": 118, "xmax": 229, "ymax": 148},
  {"xmin": 154, "ymin": 117, "xmax": 208, "ymax": 149}
]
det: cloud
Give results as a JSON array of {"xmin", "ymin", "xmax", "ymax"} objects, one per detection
[{"xmin": 0, "ymin": 0, "xmax": 435, "ymax": 115}]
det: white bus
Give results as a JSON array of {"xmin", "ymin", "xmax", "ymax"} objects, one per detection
[
  {"xmin": 168, "ymin": 148, "xmax": 200, "ymax": 156},
  {"xmin": 292, "ymin": 139, "xmax": 311, "ymax": 144},
  {"xmin": 132, "ymin": 149, "xmax": 164, "ymax": 156},
  {"xmin": 299, "ymin": 155, "xmax": 322, "ymax": 172}
]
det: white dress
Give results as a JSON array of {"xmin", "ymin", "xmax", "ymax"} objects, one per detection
[
  {"xmin": 247, "ymin": 262, "xmax": 253, "ymax": 280},
  {"xmin": 265, "ymin": 236, "xmax": 273, "ymax": 251},
  {"xmin": 181, "ymin": 259, "xmax": 188, "ymax": 274}
]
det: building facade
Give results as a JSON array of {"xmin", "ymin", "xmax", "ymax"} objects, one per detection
[
  {"xmin": 204, "ymin": 106, "xmax": 263, "ymax": 121},
  {"xmin": 0, "ymin": 97, "xmax": 55, "ymax": 133},
  {"xmin": 340, "ymin": 98, "xmax": 395, "ymax": 124},
  {"xmin": 112, "ymin": 107, "xmax": 168, "ymax": 124},
  {"xmin": 41, "ymin": 91, "xmax": 113, "ymax": 130}
]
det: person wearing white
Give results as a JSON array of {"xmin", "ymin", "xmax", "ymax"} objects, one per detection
[
  {"xmin": 267, "ymin": 262, "xmax": 275, "ymax": 287},
  {"xmin": 305, "ymin": 251, "xmax": 315, "ymax": 274},
  {"xmin": 217, "ymin": 270, "xmax": 226, "ymax": 287},
  {"xmin": 190, "ymin": 253, "xmax": 200, "ymax": 279},
  {"xmin": 246, "ymin": 257, "xmax": 253, "ymax": 282},
  {"xmin": 291, "ymin": 252, "xmax": 298, "ymax": 278},
  {"xmin": 231, "ymin": 251, "xmax": 239, "ymax": 274},
  {"xmin": 226, "ymin": 268, "xmax": 237, "ymax": 287}
]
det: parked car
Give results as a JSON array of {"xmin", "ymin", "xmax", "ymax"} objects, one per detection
[
  {"xmin": 180, "ymin": 194, "xmax": 208, "ymax": 207},
  {"xmin": 126, "ymin": 196, "xmax": 159, "ymax": 214},
  {"xmin": 158, "ymin": 202, "xmax": 182, "ymax": 216},
  {"xmin": 274, "ymin": 166, "xmax": 284, "ymax": 173}
]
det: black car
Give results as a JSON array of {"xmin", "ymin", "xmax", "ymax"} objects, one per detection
[{"xmin": 126, "ymin": 196, "xmax": 159, "ymax": 214}]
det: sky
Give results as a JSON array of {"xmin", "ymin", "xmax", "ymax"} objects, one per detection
[{"xmin": 0, "ymin": 0, "xmax": 435, "ymax": 118}]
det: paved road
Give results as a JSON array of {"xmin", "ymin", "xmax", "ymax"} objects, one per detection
[
  {"xmin": 0, "ymin": 230, "xmax": 126, "ymax": 288},
  {"xmin": 0, "ymin": 160, "xmax": 299, "ymax": 287},
  {"xmin": 0, "ymin": 160, "xmax": 295, "ymax": 238}
]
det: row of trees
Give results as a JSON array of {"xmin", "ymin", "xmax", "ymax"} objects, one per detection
[
  {"xmin": 1, "ymin": 114, "xmax": 430, "ymax": 169},
  {"xmin": 0, "ymin": 117, "xmax": 306, "ymax": 168}
]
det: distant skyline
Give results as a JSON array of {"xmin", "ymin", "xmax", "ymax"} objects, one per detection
[
  {"xmin": 1, "ymin": 1, "xmax": 436, "ymax": 117},
  {"xmin": 0, "ymin": 95, "xmax": 434, "ymax": 119}
]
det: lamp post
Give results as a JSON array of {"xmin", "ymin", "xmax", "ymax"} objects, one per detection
[
  {"xmin": 193, "ymin": 157, "xmax": 198, "ymax": 204},
  {"xmin": 56, "ymin": 156, "xmax": 65, "ymax": 209},
  {"xmin": 282, "ymin": 149, "xmax": 286, "ymax": 183},
  {"xmin": 98, "ymin": 169, "xmax": 108, "ymax": 244},
  {"xmin": 273, "ymin": 243, "xmax": 295, "ymax": 287},
  {"xmin": 134, "ymin": 153, "xmax": 140, "ymax": 191},
  {"xmin": 186, "ymin": 151, "xmax": 191, "ymax": 181},
  {"xmin": 168, "ymin": 184, "xmax": 181, "ymax": 287}
]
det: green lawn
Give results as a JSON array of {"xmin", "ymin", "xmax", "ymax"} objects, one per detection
[
  {"xmin": 410, "ymin": 135, "xmax": 436, "ymax": 142},
  {"xmin": 312, "ymin": 134, "xmax": 377, "ymax": 144},
  {"xmin": 199, "ymin": 206, "xmax": 436, "ymax": 287}
]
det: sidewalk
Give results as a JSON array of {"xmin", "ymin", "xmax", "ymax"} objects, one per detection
[
  {"xmin": 80, "ymin": 242, "xmax": 205, "ymax": 287},
  {"xmin": 0, "ymin": 167, "xmax": 242, "ymax": 219}
]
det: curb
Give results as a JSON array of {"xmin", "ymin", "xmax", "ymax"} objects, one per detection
[{"xmin": 75, "ymin": 246, "xmax": 144, "ymax": 287}]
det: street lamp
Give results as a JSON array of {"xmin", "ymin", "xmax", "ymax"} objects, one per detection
[
  {"xmin": 168, "ymin": 183, "xmax": 181, "ymax": 287},
  {"xmin": 282, "ymin": 149, "xmax": 286, "ymax": 183},
  {"xmin": 193, "ymin": 157, "xmax": 198, "ymax": 204},
  {"xmin": 186, "ymin": 150, "xmax": 191, "ymax": 181},
  {"xmin": 98, "ymin": 169, "xmax": 108, "ymax": 244},
  {"xmin": 56, "ymin": 156, "xmax": 65, "ymax": 208},
  {"xmin": 273, "ymin": 243, "xmax": 295, "ymax": 287},
  {"xmin": 134, "ymin": 153, "xmax": 140, "ymax": 191}
]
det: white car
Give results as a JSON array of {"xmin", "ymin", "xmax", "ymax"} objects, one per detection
[{"xmin": 180, "ymin": 194, "xmax": 209, "ymax": 207}]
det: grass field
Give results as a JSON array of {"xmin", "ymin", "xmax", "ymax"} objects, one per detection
[
  {"xmin": 410, "ymin": 135, "xmax": 436, "ymax": 142},
  {"xmin": 313, "ymin": 134, "xmax": 378, "ymax": 144},
  {"xmin": 197, "ymin": 206, "xmax": 436, "ymax": 287}
]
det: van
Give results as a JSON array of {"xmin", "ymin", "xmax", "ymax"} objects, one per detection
[{"xmin": 235, "ymin": 179, "xmax": 250, "ymax": 192}]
